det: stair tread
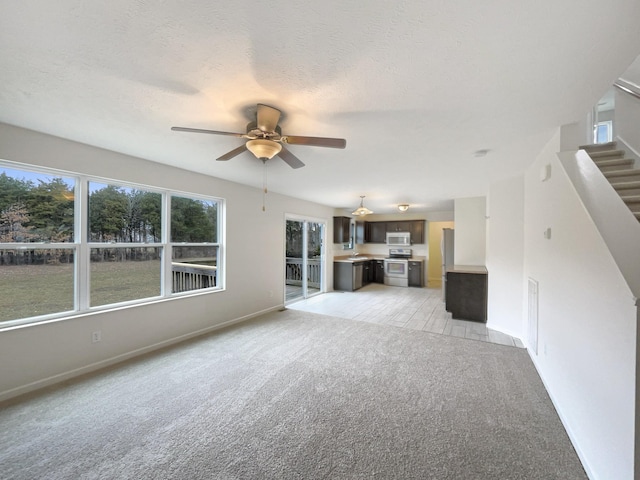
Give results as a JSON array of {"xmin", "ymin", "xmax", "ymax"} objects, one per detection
[
  {"xmin": 589, "ymin": 149, "xmax": 626, "ymax": 158},
  {"xmin": 604, "ymin": 169, "xmax": 640, "ymax": 178},
  {"xmin": 594, "ymin": 158, "xmax": 633, "ymax": 166},
  {"xmin": 610, "ymin": 179, "xmax": 640, "ymax": 186},
  {"xmin": 580, "ymin": 141, "xmax": 617, "ymax": 151}
]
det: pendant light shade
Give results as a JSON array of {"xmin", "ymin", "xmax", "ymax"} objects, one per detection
[
  {"xmin": 352, "ymin": 195, "xmax": 373, "ymax": 216},
  {"xmin": 246, "ymin": 139, "xmax": 282, "ymax": 159}
]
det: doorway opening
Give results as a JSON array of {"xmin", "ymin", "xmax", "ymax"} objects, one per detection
[
  {"xmin": 285, "ymin": 217, "xmax": 325, "ymax": 303},
  {"xmin": 427, "ymin": 220, "xmax": 454, "ymax": 288}
]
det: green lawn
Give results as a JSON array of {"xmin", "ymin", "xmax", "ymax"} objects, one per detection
[
  {"xmin": 91, "ymin": 260, "xmax": 161, "ymax": 307},
  {"xmin": 0, "ymin": 260, "xmax": 161, "ymax": 323}
]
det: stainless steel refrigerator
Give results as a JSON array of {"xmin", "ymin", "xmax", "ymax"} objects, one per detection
[{"xmin": 441, "ymin": 228, "xmax": 454, "ymax": 301}]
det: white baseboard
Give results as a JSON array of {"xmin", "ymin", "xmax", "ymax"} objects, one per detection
[{"xmin": 0, "ymin": 305, "xmax": 283, "ymax": 403}]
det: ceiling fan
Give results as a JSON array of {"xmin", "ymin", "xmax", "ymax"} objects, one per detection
[{"xmin": 171, "ymin": 103, "xmax": 346, "ymax": 169}]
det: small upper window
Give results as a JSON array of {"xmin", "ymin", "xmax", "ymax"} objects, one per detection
[{"xmin": 596, "ymin": 121, "xmax": 613, "ymax": 144}]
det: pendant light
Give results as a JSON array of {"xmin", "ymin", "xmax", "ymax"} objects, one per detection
[{"xmin": 352, "ymin": 195, "xmax": 373, "ymax": 216}]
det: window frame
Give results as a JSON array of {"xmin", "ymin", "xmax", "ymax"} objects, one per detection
[
  {"xmin": 168, "ymin": 191, "xmax": 224, "ymax": 295},
  {"xmin": 0, "ymin": 161, "xmax": 225, "ymax": 329},
  {"xmin": 595, "ymin": 120, "xmax": 613, "ymax": 144}
]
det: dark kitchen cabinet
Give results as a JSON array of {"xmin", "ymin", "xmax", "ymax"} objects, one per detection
[
  {"xmin": 367, "ymin": 222, "xmax": 387, "ymax": 243},
  {"xmin": 373, "ymin": 260, "xmax": 385, "ymax": 283},
  {"xmin": 386, "ymin": 221, "xmax": 412, "ymax": 233},
  {"xmin": 409, "ymin": 221, "xmax": 425, "ymax": 244},
  {"xmin": 334, "ymin": 260, "xmax": 368, "ymax": 291},
  {"xmin": 408, "ymin": 260, "xmax": 423, "ymax": 287},
  {"xmin": 364, "ymin": 220, "xmax": 426, "ymax": 244},
  {"xmin": 334, "ymin": 262, "xmax": 355, "ymax": 291},
  {"xmin": 362, "ymin": 261, "xmax": 372, "ymax": 285},
  {"xmin": 445, "ymin": 267, "xmax": 488, "ymax": 323},
  {"xmin": 333, "ymin": 216, "xmax": 351, "ymax": 244}
]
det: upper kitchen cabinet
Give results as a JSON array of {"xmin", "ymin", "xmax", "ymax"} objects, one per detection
[
  {"xmin": 333, "ymin": 216, "xmax": 351, "ymax": 244},
  {"xmin": 409, "ymin": 220, "xmax": 425, "ymax": 244},
  {"xmin": 367, "ymin": 222, "xmax": 387, "ymax": 243},
  {"xmin": 386, "ymin": 221, "xmax": 412, "ymax": 233},
  {"xmin": 364, "ymin": 220, "xmax": 425, "ymax": 244}
]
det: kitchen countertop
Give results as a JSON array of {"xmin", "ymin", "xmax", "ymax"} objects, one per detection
[
  {"xmin": 334, "ymin": 255, "xmax": 426, "ymax": 263},
  {"xmin": 446, "ymin": 265, "xmax": 488, "ymax": 274}
]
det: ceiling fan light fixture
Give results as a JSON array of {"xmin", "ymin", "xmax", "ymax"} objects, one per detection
[
  {"xmin": 398, "ymin": 204, "xmax": 410, "ymax": 212},
  {"xmin": 246, "ymin": 139, "xmax": 282, "ymax": 160},
  {"xmin": 352, "ymin": 195, "xmax": 373, "ymax": 216}
]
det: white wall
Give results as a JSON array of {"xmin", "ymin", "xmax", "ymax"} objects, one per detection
[
  {"xmin": 523, "ymin": 130, "xmax": 637, "ymax": 480},
  {"xmin": 427, "ymin": 221, "xmax": 454, "ymax": 287},
  {"xmin": 614, "ymin": 84, "xmax": 640, "ymax": 161},
  {"xmin": 0, "ymin": 123, "xmax": 336, "ymax": 400},
  {"xmin": 486, "ymin": 175, "xmax": 524, "ymax": 339},
  {"xmin": 617, "ymin": 55, "xmax": 640, "ymax": 160},
  {"xmin": 453, "ymin": 196, "xmax": 486, "ymax": 265}
]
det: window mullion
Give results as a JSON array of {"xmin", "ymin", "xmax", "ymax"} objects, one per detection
[
  {"xmin": 77, "ymin": 176, "xmax": 90, "ymax": 311},
  {"xmin": 163, "ymin": 192, "xmax": 171, "ymax": 297}
]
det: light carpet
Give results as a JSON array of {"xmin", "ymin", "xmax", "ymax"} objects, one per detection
[{"xmin": 0, "ymin": 309, "xmax": 586, "ymax": 479}]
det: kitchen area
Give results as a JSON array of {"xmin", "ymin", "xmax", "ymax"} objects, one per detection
[
  {"xmin": 333, "ymin": 217, "xmax": 427, "ymax": 291},
  {"xmin": 332, "ymin": 215, "xmax": 488, "ymax": 324}
]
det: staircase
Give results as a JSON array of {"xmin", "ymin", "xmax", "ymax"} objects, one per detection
[{"xmin": 580, "ymin": 141, "xmax": 640, "ymax": 221}]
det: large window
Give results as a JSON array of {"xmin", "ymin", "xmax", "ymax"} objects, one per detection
[{"xmin": 0, "ymin": 163, "xmax": 223, "ymax": 327}]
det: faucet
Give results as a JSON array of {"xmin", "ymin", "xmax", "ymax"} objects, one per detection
[{"xmin": 351, "ymin": 252, "xmax": 359, "ymax": 258}]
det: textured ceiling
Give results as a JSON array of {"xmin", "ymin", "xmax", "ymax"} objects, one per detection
[{"xmin": 1, "ymin": 1, "xmax": 639, "ymax": 214}]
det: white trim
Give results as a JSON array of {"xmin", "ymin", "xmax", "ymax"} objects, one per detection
[{"xmin": 284, "ymin": 213, "xmax": 328, "ymax": 303}]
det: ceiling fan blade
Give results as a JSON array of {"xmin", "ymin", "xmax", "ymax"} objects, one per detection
[
  {"xmin": 277, "ymin": 145, "xmax": 305, "ymax": 169},
  {"xmin": 171, "ymin": 126, "xmax": 246, "ymax": 137},
  {"xmin": 281, "ymin": 135, "xmax": 346, "ymax": 149},
  {"xmin": 217, "ymin": 144, "xmax": 247, "ymax": 161},
  {"xmin": 256, "ymin": 104, "xmax": 281, "ymax": 133}
]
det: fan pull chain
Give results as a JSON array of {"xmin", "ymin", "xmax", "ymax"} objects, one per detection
[{"xmin": 262, "ymin": 159, "xmax": 268, "ymax": 212}]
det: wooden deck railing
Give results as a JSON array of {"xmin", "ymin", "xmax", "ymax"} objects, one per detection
[
  {"xmin": 171, "ymin": 259, "xmax": 319, "ymax": 293},
  {"xmin": 172, "ymin": 262, "xmax": 217, "ymax": 292},
  {"xmin": 285, "ymin": 257, "xmax": 321, "ymax": 288}
]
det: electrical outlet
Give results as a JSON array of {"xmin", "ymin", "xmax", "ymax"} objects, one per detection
[{"xmin": 92, "ymin": 331, "xmax": 102, "ymax": 343}]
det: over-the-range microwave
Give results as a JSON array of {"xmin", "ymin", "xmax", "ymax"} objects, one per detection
[{"xmin": 386, "ymin": 231, "xmax": 411, "ymax": 246}]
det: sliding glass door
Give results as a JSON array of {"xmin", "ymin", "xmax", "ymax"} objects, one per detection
[{"xmin": 285, "ymin": 217, "xmax": 324, "ymax": 303}]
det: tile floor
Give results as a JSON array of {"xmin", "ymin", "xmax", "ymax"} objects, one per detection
[{"xmin": 288, "ymin": 283, "xmax": 525, "ymax": 348}]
